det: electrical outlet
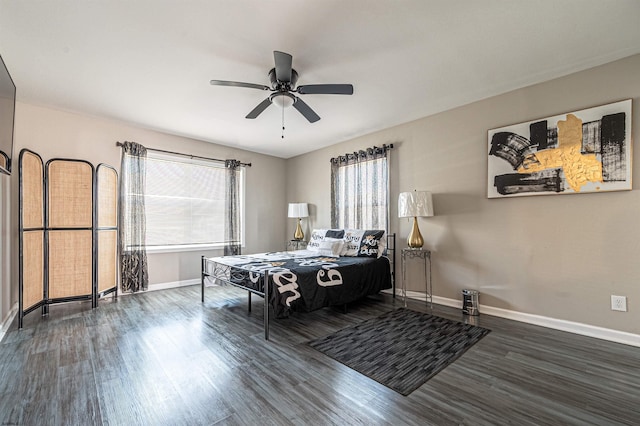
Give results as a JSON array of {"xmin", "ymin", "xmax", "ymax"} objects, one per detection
[{"xmin": 611, "ymin": 295, "xmax": 627, "ymax": 312}]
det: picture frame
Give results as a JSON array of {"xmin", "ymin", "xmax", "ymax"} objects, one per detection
[{"xmin": 487, "ymin": 99, "xmax": 632, "ymax": 198}]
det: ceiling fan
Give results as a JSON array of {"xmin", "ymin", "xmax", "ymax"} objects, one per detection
[{"xmin": 210, "ymin": 51, "xmax": 353, "ymax": 123}]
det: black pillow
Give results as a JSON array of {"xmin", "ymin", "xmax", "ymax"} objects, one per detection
[
  {"xmin": 356, "ymin": 230, "xmax": 385, "ymax": 258},
  {"xmin": 325, "ymin": 229, "xmax": 345, "ymax": 239}
]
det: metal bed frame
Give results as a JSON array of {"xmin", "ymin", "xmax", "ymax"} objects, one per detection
[{"xmin": 201, "ymin": 233, "xmax": 396, "ymax": 340}]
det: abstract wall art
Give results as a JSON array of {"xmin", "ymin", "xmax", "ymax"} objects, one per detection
[{"xmin": 487, "ymin": 99, "xmax": 632, "ymax": 198}]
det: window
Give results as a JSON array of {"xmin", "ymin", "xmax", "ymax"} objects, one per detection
[
  {"xmin": 331, "ymin": 146, "xmax": 390, "ymax": 230},
  {"xmin": 142, "ymin": 152, "xmax": 244, "ymax": 251}
]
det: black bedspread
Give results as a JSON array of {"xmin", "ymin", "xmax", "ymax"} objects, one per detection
[{"xmin": 205, "ymin": 251, "xmax": 392, "ymax": 318}]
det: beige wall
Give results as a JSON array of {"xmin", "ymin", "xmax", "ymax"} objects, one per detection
[
  {"xmin": 0, "ymin": 103, "xmax": 286, "ymax": 325},
  {"xmin": 286, "ymin": 54, "xmax": 640, "ymax": 335}
]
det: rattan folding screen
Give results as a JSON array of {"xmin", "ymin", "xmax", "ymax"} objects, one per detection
[
  {"xmin": 47, "ymin": 158, "xmax": 94, "ymax": 308},
  {"xmin": 96, "ymin": 164, "xmax": 118, "ymax": 303},
  {"xmin": 18, "ymin": 149, "xmax": 118, "ymax": 327},
  {"xmin": 18, "ymin": 149, "xmax": 45, "ymax": 326}
]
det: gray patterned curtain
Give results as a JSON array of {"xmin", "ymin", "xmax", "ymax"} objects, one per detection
[
  {"xmin": 224, "ymin": 159, "xmax": 242, "ymax": 256},
  {"xmin": 330, "ymin": 144, "xmax": 391, "ymax": 230},
  {"xmin": 119, "ymin": 141, "xmax": 149, "ymax": 292}
]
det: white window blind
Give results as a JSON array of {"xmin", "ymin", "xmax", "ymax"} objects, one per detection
[{"xmin": 143, "ymin": 152, "xmax": 244, "ymax": 250}]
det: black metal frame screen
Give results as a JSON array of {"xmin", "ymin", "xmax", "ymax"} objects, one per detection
[{"xmin": 18, "ymin": 149, "xmax": 118, "ymax": 328}]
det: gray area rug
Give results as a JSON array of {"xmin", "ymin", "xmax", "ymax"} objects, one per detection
[{"xmin": 308, "ymin": 308, "xmax": 490, "ymax": 395}]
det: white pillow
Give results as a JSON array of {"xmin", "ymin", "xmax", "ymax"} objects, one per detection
[
  {"xmin": 315, "ymin": 238, "xmax": 344, "ymax": 257},
  {"xmin": 307, "ymin": 229, "xmax": 328, "ymax": 251},
  {"xmin": 341, "ymin": 229, "xmax": 365, "ymax": 256}
]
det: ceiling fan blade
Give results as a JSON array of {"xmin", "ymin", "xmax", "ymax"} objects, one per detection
[
  {"xmin": 210, "ymin": 80, "xmax": 271, "ymax": 91},
  {"xmin": 296, "ymin": 84, "xmax": 354, "ymax": 95},
  {"xmin": 246, "ymin": 98, "xmax": 273, "ymax": 119},
  {"xmin": 293, "ymin": 97, "xmax": 320, "ymax": 123},
  {"xmin": 273, "ymin": 51, "xmax": 293, "ymax": 83}
]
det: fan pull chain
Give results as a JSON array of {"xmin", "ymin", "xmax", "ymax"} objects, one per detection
[{"xmin": 281, "ymin": 101, "xmax": 285, "ymax": 139}]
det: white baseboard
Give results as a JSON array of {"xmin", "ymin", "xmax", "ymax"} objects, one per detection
[
  {"xmin": 149, "ymin": 278, "xmax": 200, "ymax": 291},
  {"xmin": 402, "ymin": 292, "xmax": 639, "ymax": 348},
  {"xmin": 0, "ymin": 302, "xmax": 18, "ymax": 342},
  {"xmin": 116, "ymin": 279, "xmax": 200, "ymax": 297}
]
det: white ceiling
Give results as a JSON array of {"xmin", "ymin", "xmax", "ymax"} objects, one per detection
[{"xmin": 1, "ymin": 1, "xmax": 640, "ymax": 159}]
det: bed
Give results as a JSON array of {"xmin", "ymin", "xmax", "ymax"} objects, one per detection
[{"xmin": 201, "ymin": 230, "xmax": 395, "ymax": 339}]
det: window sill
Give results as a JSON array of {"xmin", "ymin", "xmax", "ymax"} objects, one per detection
[{"xmin": 146, "ymin": 244, "xmax": 240, "ymax": 254}]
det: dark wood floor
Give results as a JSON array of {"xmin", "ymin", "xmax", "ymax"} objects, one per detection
[{"xmin": 1, "ymin": 285, "xmax": 639, "ymax": 426}]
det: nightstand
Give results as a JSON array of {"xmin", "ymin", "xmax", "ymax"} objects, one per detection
[
  {"xmin": 401, "ymin": 248, "xmax": 432, "ymax": 307},
  {"xmin": 287, "ymin": 240, "xmax": 308, "ymax": 251}
]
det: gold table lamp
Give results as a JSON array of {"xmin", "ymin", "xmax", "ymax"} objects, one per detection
[
  {"xmin": 287, "ymin": 202, "xmax": 309, "ymax": 241},
  {"xmin": 398, "ymin": 191, "xmax": 434, "ymax": 248}
]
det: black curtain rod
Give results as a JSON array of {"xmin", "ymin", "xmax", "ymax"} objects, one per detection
[
  {"xmin": 115, "ymin": 142, "xmax": 252, "ymax": 167},
  {"xmin": 330, "ymin": 143, "xmax": 394, "ymax": 163}
]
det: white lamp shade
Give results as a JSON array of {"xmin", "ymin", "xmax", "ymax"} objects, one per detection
[
  {"xmin": 287, "ymin": 202, "xmax": 309, "ymax": 218},
  {"xmin": 398, "ymin": 191, "xmax": 434, "ymax": 218}
]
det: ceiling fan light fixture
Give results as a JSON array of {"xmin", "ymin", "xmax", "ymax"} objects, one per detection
[
  {"xmin": 271, "ymin": 92, "xmax": 295, "ymax": 108},
  {"xmin": 210, "ymin": 51, "xmax": 353, "ymax": 123}
]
